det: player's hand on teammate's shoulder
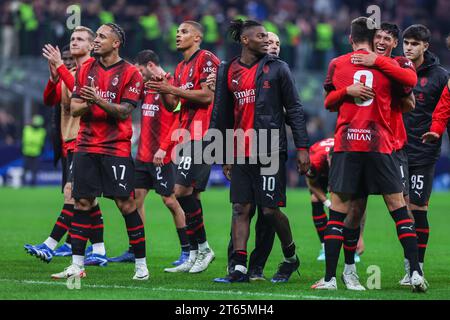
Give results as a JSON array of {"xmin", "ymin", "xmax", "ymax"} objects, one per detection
[
  {"xmin": 297, "ymin": 149, "xmax": 310, "ymax": 175},
  {"xmin": 421, "ymin": 131, "xmax": 440, "ymax": 143},
  {"xmin": 351, "ymin": 51, "xmax": 377, "ymax": 67},
  {"xmin": 346, "ymin": 82, "xmax": 375, "ymax": 101},
  {"xmin": 206, "ymin": 72, "xmax": 216, "ymax": 92}
]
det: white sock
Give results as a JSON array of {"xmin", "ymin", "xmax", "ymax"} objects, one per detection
[
  {"xmin": 92, "ymin": 243, "xmax": 106, "ymax": 256},
  {"xmin": 189, "ymin": 250, "xmax": 198, "ymax": 261},
  {"xmin": 73, "ymin": 255, "xmax": 84, "ymax": 267},
  {"xmin": 234, "ymin": 265, "xmax": 248, "ymax": 274},
  {"xmin": 65, "ymin": 242, "xmax": 72, "ymax": 248},
  {"xmin": 44, "ymin": 237, "xmax": 58, "ymax": 250},
  {"xmin": 284, "ymin": 254, "xmax": 297, "ymax": 263},
  {"xmin": 419, "ymin": 262, "xmax": 424, "ymax": 274},
  {"xmin": 198, "ymin": 241, "xmax": 210, "ymax": 252},
  {"xmin": 135, "ymin": 258, "xmax": 147, "ymax": 267},
  {"xmin": 321, "ymin": 243, "xmax": 325, "ymax": 251},
  {"xmin": 344, "ymin": 263, "xmax": 356, "ymax": 275}
]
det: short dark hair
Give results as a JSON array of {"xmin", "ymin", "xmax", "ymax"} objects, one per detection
[
  {"xmin": 379, "ymin": 22, "xmax": 400, "ymax": 40},
  {"xmin": 402, "ymin": 24, "xmax": 431, "ymax": 43},
  {"xmin": 105, "ymin": 23, "xmax": 126, "ymax": 47},
  {"xmin": 350, "ymin": 17, "xmax": 376, "ymax": 44},
  {"xmin": 227, "ymin": 19, "xmax": 263, "ymax": 43},
  {"xmin": 135, "ymin": 50, "xmax": 160, "ymax": 66},
  {"xmin": 183, "ymin": 20, "xmax": 204, "ymax": 36}
]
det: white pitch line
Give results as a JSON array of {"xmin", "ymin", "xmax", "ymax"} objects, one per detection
[{"xmin": 0, "ymin": 278, "xmax": 354, "ymax": 300}]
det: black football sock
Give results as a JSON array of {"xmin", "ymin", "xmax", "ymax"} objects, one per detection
[
  {"xmin": 89, "ymin": 204, "xmax": 104, "ymax": 244},
  {"xmin": 177, "ymin": 227, "xmax": 190, "ymax": 252},
  {"xmin": 282, "ymin": 242, "xmax": 297, "ymax": 262},
  {"xmin": 49, "ymin": 204, "xmax": 74, "ymax": 242},
  {"xmin": 343, "ymin": 227, "xmax": 360, "ymax": 265},
  {"xmin": 123, "ymin": 210, "xmax": 146, "ymax": 259},
  {"xmin": 177, "ymin": 195, "xmax": 200, "ymax": 251},
  {"xmin": 312, "ymin": 202, "xmax": 328, "ymax": 243},
  {"xmin": 70, "ymin": 208, "xmax": 92, "ymax": 257},
  {"xmin": 193, "ymin": 198, "xmax": 207, "ymax": 244},
  {"xmin": 65, "ymin": 234, "xmax": 71, "ymax": 245},
  {"xmin": 412, "ymin": 210, "xmax": 429, "ymax": 264},
  {"xmin": 390, "ymin": 206, "xmax": 421, "ymax": 276},
  {"xmin": 324, "ymin": 209, "xmax": 346, "ymax": 281}
]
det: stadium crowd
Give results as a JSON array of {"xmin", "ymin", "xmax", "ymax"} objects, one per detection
[{"xmin": 1, "ymin": 0, "xmax": 449, "ymax": 68}]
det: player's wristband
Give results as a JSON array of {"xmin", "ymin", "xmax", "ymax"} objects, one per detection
[{"xmin": 323, "ymin": 199, "xmax": 331, "ymax": 208}]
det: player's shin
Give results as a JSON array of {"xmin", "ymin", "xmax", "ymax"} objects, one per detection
[
  {"xmin": 343, "ymin": 226, "xmax": 360, "ymax": 268},
  {"xmin": 390, "ymin": 206, "xmax": 422, "ymax": 276},
  {"xmin": 47, "ymin": 204, "xmax": 74, "ymax": 249},
  {"xmin": 89, "ymin": 204, "xmax": 105, "ymax": 255},
  {"xmin": 70, "ymin": 208, "xmax": 92, "ymax": 266},
  {"xmin": 123, "ymin": 210, "xmax": 146, "ymax": 262},
  {"xmin": 312, "ymin": 202, "xmax": 328, "ymax": 243},
  {"xmin": 324, "ymin": 209, "xmax": 346, "ymax": 281},
  {"xmin": 412, "ymin": 210, "xmax": 429, "ymax": 267}
]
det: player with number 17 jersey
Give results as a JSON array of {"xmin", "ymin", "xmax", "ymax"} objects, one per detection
[{"xmin": 73, "ymin": 59, "xmax": 142, "ymax": 157}]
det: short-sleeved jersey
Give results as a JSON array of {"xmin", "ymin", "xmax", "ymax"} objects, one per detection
[
  {"xmin": 173, "ymin": 49, "xmax": 220, "ymax": 140},
  {"xmin": 228, "ymin": 59, "xmax": 259, "ymax": 157},
  {"xmin": 72, "ymin": 59, "xmax": 142, "ymax": 157},
  {"xmin": 136, "ymin": 89, "xmax": 177, "ymax": 164},
  {"xmin": 324, "ymin": 49, "xmax": 394, "ymax": 154},
  {"xmin": 308, "ymin": 138, "xmax": 334, "ymax": 178},
  {"xmin": 390, "ymin": 56, "xmax": 416, "ymax": 151}
]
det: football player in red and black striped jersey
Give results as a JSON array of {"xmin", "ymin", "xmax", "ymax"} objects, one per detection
[{"xmin": 148, "ymin": 21, "xmax": 219, "ymax": 274}]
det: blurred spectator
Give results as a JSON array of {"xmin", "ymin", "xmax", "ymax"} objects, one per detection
[
  {"xmin": 0, "ymin": 109, "xmax": 17, "ymax": 145},
  {"xmin": 0, "ymin": 0, "xmax": 20, "ymax": 59},
  {"xmin": 2, "ymin": 0, "xmax": 447, "ymax": 69},
  {"xmin": 21, "ymin": 114, "xmax": 46, "ymax": 186}
]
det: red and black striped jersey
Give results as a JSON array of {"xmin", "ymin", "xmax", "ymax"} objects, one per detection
[
  {"xmin": 173, "ymin": 49, "xmax": 219, "ymax": 140},
  {"xmin": 72, "ymin": 59, "xmax": 142, "ymax": 157},
  {"xmin": 136, "ymin": 90, "xmax": 177, "ymax": 164},
  {"xmin": 324, "ymin": 50, "xmax": 394, "ymax": 154},
  {"xmin": 227, "ymin": 59, "xmax": 259, "ymax": 157}
]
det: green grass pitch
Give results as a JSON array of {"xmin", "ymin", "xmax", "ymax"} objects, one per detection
[{"xmin": 1, "ymin": 187, "xmax": 449, "ymax": 300}]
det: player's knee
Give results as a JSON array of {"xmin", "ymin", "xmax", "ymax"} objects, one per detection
[
  {"xmin": 232, "ymin": 203, "xmax": 246, "ymax": 218},
  {"xmin": 117, "ymin": 198, "xmax": 136, "ymax": 215},
  {"xmin": 162, "ymin": 195, "xmax": 177, "ymax": 209},
  {"xmin": 174, "ymin": 185, "xmax": 192, "ymax": 198},
  {"xmin": 262, "ymin": 207, "xmax": 277, "ymax": 218},
  {"xmin": 344, "ymin": 214, "xmax": 360, "ymax": 229},
  {"xmin": 63, "ymin": 183, "xmax": 73, "ymax": 200},
  {"xmin": 75, "ymin": 198, "xmax": 94, "ymax": 211}
]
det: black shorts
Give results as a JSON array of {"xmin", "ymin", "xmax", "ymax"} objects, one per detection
[
  {"xmin": 174, "ymin": 141, "xmax": 211, "ymax": 192},
  {"xmin": 393, "ymin": 148, "xmax": 409, "ymax": 197},
  {"xmin": 408, "ymin": 163, "xmax": 436, "ymax": 206},
  {"xmin": 61, "ymin": 151, "xmax": 74, "ymax": 192},
  {"xmin": 329, "ymin": 152, "xmax": 403, "ymax": 195},
  {"xmin": 134, "ymin": 160, "xmax": 175, "ymax": 197},
  {"xmin": 72, "ymin": 152, "xmax": 135, "ymax": 199},
  {"xmin": 230, "ymin": 155, "xmax": 287, "ymax": 208}
]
